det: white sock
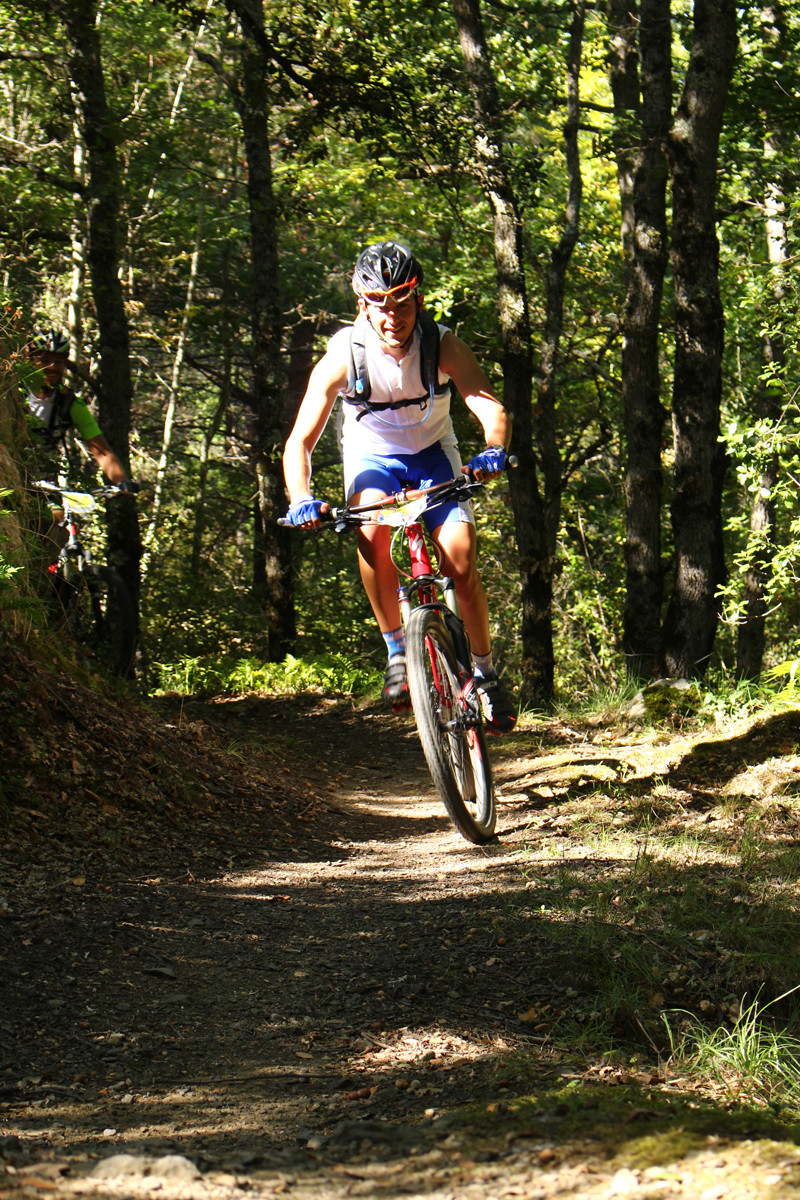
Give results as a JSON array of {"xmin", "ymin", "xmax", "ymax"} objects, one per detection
[
  {"xmin": 382, "ymin": 627, "xmax": 406, "ymax": 660},
  {"xmin": 473, "ymin": 651, "xmax": 494, "ymax": 678}
]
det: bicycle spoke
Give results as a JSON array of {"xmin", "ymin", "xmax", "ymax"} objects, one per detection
[{"xmin": 407, "ymin": 609, "xmax": 496, "ymax": 843}]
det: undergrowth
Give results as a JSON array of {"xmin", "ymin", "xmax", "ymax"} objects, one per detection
[{"xmin": 151, "ymin": 651, "xmax": 383, "ymax": 699}]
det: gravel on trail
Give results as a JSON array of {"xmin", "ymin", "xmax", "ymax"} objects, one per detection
[{"xmin": 3, "ymin": 690, "xmax": 800, "ymax": 1199}]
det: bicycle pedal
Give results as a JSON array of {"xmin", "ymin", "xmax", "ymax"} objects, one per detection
[{"xmin": 391, "ymin": 697, "xmax": 412, "ymax": 714}]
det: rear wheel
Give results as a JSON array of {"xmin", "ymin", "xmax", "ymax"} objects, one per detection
[
  {"xmin": 57, "ymin": 564, "xmax": 136, "ymax": 676},
  {"xmin": 406, "ymin": 607, "xmax": 496, "ymax": 843}
]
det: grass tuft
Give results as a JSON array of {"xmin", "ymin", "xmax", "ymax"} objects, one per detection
[{"xmin": 664, "ymin": 989, "xmax": 800, "ymax": 1113}]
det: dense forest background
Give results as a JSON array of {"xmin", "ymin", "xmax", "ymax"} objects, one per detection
[{"xmin": 2, "ymin": 0, "xmax": 799, "ymax": 710}]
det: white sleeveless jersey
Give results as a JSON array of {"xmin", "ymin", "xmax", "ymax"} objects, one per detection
[
  {"xmin": 26, "ymin": 389, "xmax": 56, "ymax": 425},
  {"xmin": 331, "ymin": 320, "xmax": 457, "ymax": 457}
]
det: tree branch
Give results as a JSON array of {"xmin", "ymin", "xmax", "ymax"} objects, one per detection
[
  {"xmin": 223, "ymin": 0, "xmax": 310, "ymax": 90},
  {"xmin": 0, "ymin": 145, "xmax": 85, "ymax": 196},
  {"xmin": 193, "ymin": 48, "xmax": 242, "ymax": 106},
  {"xmin": 0, "ymin": 51, "xmax": 62, "ymax": 64},
  {"xmin": 0, "ymin": 224, "xmax": 70, "ymax": 246}
]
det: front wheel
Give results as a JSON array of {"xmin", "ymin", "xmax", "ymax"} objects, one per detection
[
  {"xmin": 406, "ymin": 607, "xmax": 496, "ymax": 844},
  {"xmin": 57, "ymin": 564, "xmax": 137, "ymax": 677}
]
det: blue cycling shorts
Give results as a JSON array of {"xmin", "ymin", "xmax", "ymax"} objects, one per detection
[{"xmin": 345, "ymin": 441, "xmax": 474, "ymax": 531}]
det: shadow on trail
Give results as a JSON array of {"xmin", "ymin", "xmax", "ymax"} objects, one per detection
[
  {"xmin": 6, "ymin": 846, "xmax": 799, "ymax": 1184},
  {"xmin": 4, "ymin": 695, "xmax": 800, "ymax": 1191}
]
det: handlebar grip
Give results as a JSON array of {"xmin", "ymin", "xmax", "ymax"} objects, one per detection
[
  {"xmin": 508, "ymin": 455, "xmax": 518, "ymax": 469},
  {"xmin": 278, "ymin": 514, "xmax": 340, "ymax": 529}
]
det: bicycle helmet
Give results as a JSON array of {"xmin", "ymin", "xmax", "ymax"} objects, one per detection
[
  {"xmin": 30, "ymin": 327, "xmax": 69, "ymax": 355},
  {"xmin": 352, "ymin": 241, "xmax": 424, "ymax": 298}
]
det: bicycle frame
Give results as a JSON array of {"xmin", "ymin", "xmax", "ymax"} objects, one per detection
[
  {"xmin": 330, "ymin": 479, "xmax": 482, "ymax": 703},
  {"xmin": 281, "ymin": 472, "xmax": 498, "ymax": 840},
  {"xmin": 34, "ymin": 480, "xmax": 99, "ymax": 574},
  {"xmin": 397, "ymin": 519, "xmax": 476, "ymax": 680},
  {"xmin": 32, "ymin": 477, "xmax": 137, "ymax": 676},
  {"xmin": 59, "ymin": 495, "xmax": 97, "ymax": 577}
]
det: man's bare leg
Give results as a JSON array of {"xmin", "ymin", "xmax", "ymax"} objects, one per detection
[
  {"xmin": 431, "ymin": 519, "xmax": 491, "ymax": 656},
  {"xmin": 352, "ymin": 490, "xmax": 402, "ymax": 632}
]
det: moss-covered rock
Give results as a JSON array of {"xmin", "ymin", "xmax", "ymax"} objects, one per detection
[{"xmin": 628, "ymin": 677, "xmax": 702, "ymax": 721}]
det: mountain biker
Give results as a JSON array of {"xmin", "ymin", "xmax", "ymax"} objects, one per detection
[
  {"xmin": 23, "ymin": 327, "xmax": 137, "ymax": 558},
  {"xmin": 24, "ymin": 328, "xmax": 134, "ymax": 488},
  {"xmin": 282, "ymin": 241, "xmax": 516, "ymax": 735}
]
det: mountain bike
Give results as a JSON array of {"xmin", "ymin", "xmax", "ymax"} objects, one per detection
[
  {"xmin": 33, "ymin": 478, "xmax": 137, "ymax": 677},
  {"xmin": 282, "ymin": 473, "xmax": 504, "ymax": 844}
]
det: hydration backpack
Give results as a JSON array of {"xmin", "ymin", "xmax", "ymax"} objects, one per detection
[
  {"xmin": 343, "ymin": 311, "xmax": 445, "ymax": 422},
  {"xmin": 31, "ymin": 386, "xmax": 76, "ymax": 448}
]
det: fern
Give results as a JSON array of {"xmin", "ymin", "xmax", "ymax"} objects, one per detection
[{"xmin": 151, "ymin": 652, "xmax": 382, "ymax": 698}]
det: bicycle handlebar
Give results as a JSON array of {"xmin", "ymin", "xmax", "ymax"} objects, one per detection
[
  {"xmin": 278, "ymin": 456, "xmax": 517, "ymax": 531},
  {"xmin": 32, "ymin": 479, "xmax": 135, "ymax": 500}
]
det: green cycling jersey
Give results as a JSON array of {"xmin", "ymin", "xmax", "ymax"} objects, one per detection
[{"xmin": 25, "ymin": 384, "xmax": 102, "ymax": 446}]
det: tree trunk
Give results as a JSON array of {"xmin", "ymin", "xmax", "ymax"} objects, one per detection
[
  {"xmin": 661, "ymin": 0, "xmax": 737, "ymax": 679},
  {"xmin": 68, "ymin": 108, "xmax": 86, "ymax": 371},
  {"xmin": 734, "ymin": 192, "xmax": 784, "ymax": 680},
  {"xmin": 452, "ymin": 0, "xmax": 552, "ymax": 707},
  {"xmin": 191, "ymin": 242, "xmax": 234, "ymax": 579},
  {"xmin": 0, "ymin": 349, "xmax": 30, "ymax": 635},
  {"xmin": 735, "ymin": 452, "xmax": 778, "ymax": 679},
  {"xmin": 60, "ymin": 0, "xmax": 142, "ymax": 613},
  {"xmin": 736, "ymin": 1, "xmax": 788, "ymax": 680},
  {"xmin": 608, "ymin": 0, "xmax": 672, "ymax": 681},
  {"xmin": 230, "ymin": 0, "xmax": 294, "ymax": 660},
  {"xmin": 538, "ymin": 0, "xmax": 585, "ymax": 552},
  {"xmin": 142, "ymin": 196, "xmax": 205, "ymax": 581}
]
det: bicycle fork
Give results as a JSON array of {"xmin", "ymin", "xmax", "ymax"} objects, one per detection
[{"xmin": 397, "ymin": 521, "xmax": 480, "ymax": 731}]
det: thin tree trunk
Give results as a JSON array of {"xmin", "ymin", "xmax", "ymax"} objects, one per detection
[
  {"xmin": 736, "ymin": 2, "xmax": 788, "ymax": 680},
  {"xmin": 190, "ymin": 389, "xmax": 229, "ymax": 579},
  {"xmin": 735, "ymin": 180, "xmax": 784, "ymax": 679},
  {"xmin": 538, "ymin": 0, "xmax": 585, "ymax": 551},
  {"xmin": 229, "ymin": 0, "xmax": 293, "ymax": 660},
  {"xmin": 452, "ymin": 0, "xmax": 552, "ymax": 707},
  {"xmin": 191, "ymin": 239, "xmax": 234, "ymax": 579},
  {"xmin": 122, "ymin": 0, "xmax": 212, "ymax": 282},
  {"xmin": 68, "ymin": 107, "xmax": 86, "ymax": 371},
  {"xmin": 141, "ymin": 196, "xmax": 205, "ymax": 579},
  {"xmin": 661, "ymin": 0, "xmax": 737, "ymax": 679},
  {"xmin": 608, "ymin": 0, "xmax": 672, "ymax": 681},
  {"xmin": 198, "ymin": 2, "xmax": 294, "ymax": 656},
  {"xmin": 60, "ymin": 0, "xmax": 142, "ymax": 614}
]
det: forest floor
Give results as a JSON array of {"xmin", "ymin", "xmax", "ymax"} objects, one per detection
[{"xmin": 4, "ymin": 646, "xmax": 800, "ymax": 1198}]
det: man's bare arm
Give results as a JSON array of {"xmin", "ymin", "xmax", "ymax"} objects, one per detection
[
  {"xmin": 283, "ymin": 349, "xmax": 348, "ymax": 504},
  {"xmin": 86, "ymin": 435, "xmax": 128, "ymax": 485},
  {"xmin": 439, "ymin": 331, "xmax": 510, "ymax": 449}
]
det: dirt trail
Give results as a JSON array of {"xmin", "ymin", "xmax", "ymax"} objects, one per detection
[{"xmin": 2, "ymin": 694, "xmax": 800, "ymax": 1199}]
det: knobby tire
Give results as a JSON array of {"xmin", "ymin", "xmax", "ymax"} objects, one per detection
[
  {"xmin": 406, "ymin": 607, "xmax": 496, "ymax": 844},
  {"xmin": 57, "ymin": 564, "xmax": 137, "ymax": 677}
]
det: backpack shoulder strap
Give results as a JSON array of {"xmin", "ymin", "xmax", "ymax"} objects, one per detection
[
  {"xmin": 416, "ymin": 311, "xmax": 441, "ymax": 405},
  {"xmin": 343, "ymin": 314, "xmax": 443, "ymax": 418},
  {"xmin": 42, "ymin": 386, "xmax": 74, "ymax": 443},
  {"xmin": 347, "ymin": 318, "xmax": 371, "ymax": 405},
  {"xmin": 56, "ymin": 386, "xmax": 76, "ymax": 424}
]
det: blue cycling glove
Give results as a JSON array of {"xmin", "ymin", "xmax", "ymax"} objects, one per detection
[
  {"xmin": 286, "ymin": 497, "xmax": 326, "ymax": 526},
  {"xmin": 467, "ymin": 445, "xmax": 507, "ymax": 476}
]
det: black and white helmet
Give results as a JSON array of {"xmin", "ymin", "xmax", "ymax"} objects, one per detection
[
  {"xmin": 30, "ymin": 327, "xmax": 69, "ymax": 355},
  {"xmin": 352, "ymin": 241, "xmax": 424, "ymax": 298}
]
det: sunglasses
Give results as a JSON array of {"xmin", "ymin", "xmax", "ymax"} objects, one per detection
[{"xmin": 361, "ymin": 279, "xmax": 419, "ymax": 308}]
